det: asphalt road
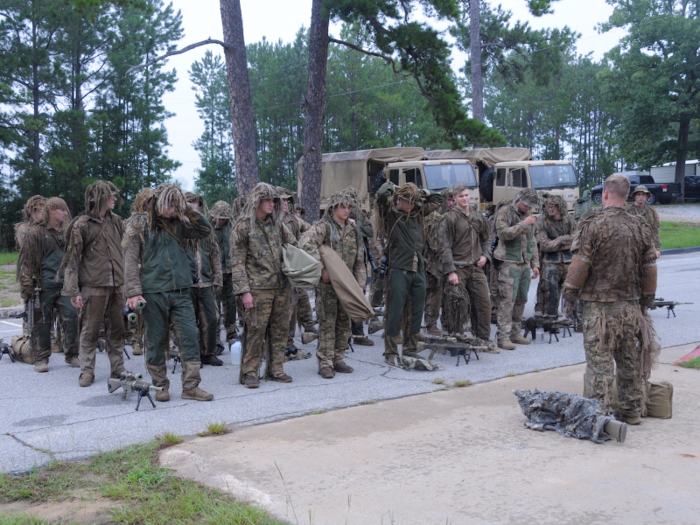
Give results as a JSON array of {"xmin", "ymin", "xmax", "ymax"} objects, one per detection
[{"xmin": 1, "ymin": 251, "xmax": 699, "ymax": 474}]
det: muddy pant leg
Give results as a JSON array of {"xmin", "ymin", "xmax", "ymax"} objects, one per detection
[
  {"xmin": 511, "ymin": 265, "xmax": 531, "ymax": 337},
  {"xmin": 194, "ymin": 287, "xmax": 218, "ymax": 357},
  {"xmin": 409, "ymin": 271, "xmax": 426, "ymax": 335},
  {"xmin": 33, "ymin": 289, "xmax": 57, "ymax": 363},
  {"xmin": 241, "ymin": 289, "xmax": 274, "ymax": 378},
  {"xmin": 222, "ymin": 273, "xmax": 237, "ymax": 341},
  {"xmin": 543, "ymin": 263, "xmax": 566, "ymax": 317},
  {"xmin": 169, "ymin": 290, "xmax": 202, "ymax": 390},
  {"xmin": 489, "ymin": 261, "xmax": 500, "ymax": 319},
  {"xmin": 386, "ymin": 269, "xmax": 410, "ymax": 338},
  {"xmin": 582, "ymin": 301, "xmax": 616, "ymax": 411},
  {"xmin": 142, "ymin": 292, "xmax": 171, "ymax": 390},
  {"xmin": 56, "ymin": 294, "xmax": 79, "ymax": 360},
  {"xmin": 78, "ymin": 294, "xmax": 108, "ymax": 375},
  {"xmin": 535, "ymin": 268, "xmax": 546, "ymax": 313},
  {"xmin": 496, "ymin": 262, "xmax": 516, "ymax": 342},
  {"xmin": 614, "ymin": 301, "xmax": 644, "ymax": 419},
  {"xmin": 424, "ymin": 271, "xmax": 442, "ymax": 330},
  {"xmin": 266, "ymin": 287, "xmax": 290, "ymax": 378},
  {"xmin": 463, "ymin": 267, "xmax": 492, "ymax": 340},
  {"xmin": 370, "ymin": 269, "xmax": 385, "ymax": 308},
  {"xmin": 288, "ymin": 287, "xmax": 299, "ymax": 347},
  {"xmin": 297, "ymin": 288, "xmax": 314, "ymax": 329},
  {"xmin": 103, "ymin": 288, "xmax": 125, "ymax": 376}
]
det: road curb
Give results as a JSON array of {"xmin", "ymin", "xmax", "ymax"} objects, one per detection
[{"xmin": 661, "ymin": 246, "xmax": 700, "ymax": 255}]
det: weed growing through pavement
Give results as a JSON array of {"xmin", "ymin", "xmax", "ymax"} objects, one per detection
[
  {"xmin": 432, "ymin": 378, "xmax": 446, "ymax": 385},
  {"xmin": 198, "ymin": 422, "xmax": 228, "ymax": 437},
  {"xmin": 359, "ymin": 400, "xmax": 374, "ymax": 405},
  {"xmin": 507, "ymin": 372, "xmax": 516, "ymax": 377},
  {"xmin": 310, "ymin": 410, "xmax": 325, "ymax": 415},
  {"xmin": 453, "ymin": 380, "xmax": 472, "ymax": 387},
  {"xmin": 156, "ymin": 432, "xmax": 182, "ymax": 446}
]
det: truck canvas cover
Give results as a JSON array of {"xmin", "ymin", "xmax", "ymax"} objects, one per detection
[
  {"xmin": 426, "ymin": 148, "xmax": 531, "ymax": 168},
  {"xmin": 297, "ymin": 147, "xmax": 427, "ymax": 208}
]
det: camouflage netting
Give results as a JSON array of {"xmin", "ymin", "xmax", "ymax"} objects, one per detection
[
  {"xmin": 131, "ymin": 188, "xmax": 154, "ymax": 215},
  {"xmin": 514, "ymin": 389, "xmax": 617, "ymax": 444},
  {"xmin": 442, "ymin": 280, "xmax": 471, "ymax": 335},
  {"xmin": 232, "ymin": 195, "xmax": 247, "ymax": 218},
  {"xmin": 639, "ymin": 310, "xmax": 662, "ymax": 382},
  {"xmin": 542, "ymin": 194, "xmax": 567, "ymax": 217},
  {"xmin": 238, "ymin": 182, "xmax": 281, "ymax": 231},
  {"xmin": 325, "ymin": 189, "xmax": 355, "ymax": 218},
  {"xmin": 22, "ymin": 195, "xmax": 47, "ymax": 221},
  {"xmin": 85, "ymin": 180, "xmax": 122, "ymax": 213},
  {"xmin": 208, "ymin": 200, "xmax": 233, "ymax": 225},
  {"xmin": 185, "ymin": 192, "xmax": 209, "ymax": 216}
]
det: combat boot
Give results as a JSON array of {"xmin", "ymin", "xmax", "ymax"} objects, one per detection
[
  {"xmin": 242, "ymin": 373, "xmax": 259, "ymax": 389},
  {"xmin": 497, "ymin": 340, "xmax": 516, "ymax": 351},
  {"xmin": 304, "ymin": 325, "xmax": 319, "ymax": 335},
  {"xmin": 510, "ymin": 334, "xmax": 532, "ymax": 345},
  {"xmin": 368, "ymin": 318, "xmax": 383, "ymax": 335},
  {"xmin": 65, "ymin": 356, "xmax": 80, "ymax": 368},
  {"xmin": 301, "ymin": 332, "xmax": 318, "ymax": 345},
  {"xmin": 269, "ymin": 373, "xmax": 293, "ymax": 383},
  {"xmin": 155, "ymin": 388, "xmax": 170, "ymax": 402},
  {"xmin": 79, "ymin": 372, "xmax": 94, "ymax": 387},
  {"xmin": 110, "ymin": 367, "xmax": 127, "ymax": 380},
  {"xmin": 318, "ymin": 367, "xmax": 335, "ymax": 379},
  {"xmin": 131, "ymin": 343, "xmax": 143, "ymax": 356},
  {"xmin": 334, "ymin": 361, "xmax": 354, "ymax": 373},
  {"xmin": 622, "ymin": 416, "xmax": 642, "ymax": 425},
  {"xmin": 201, "ymin": 355, "xmax": 223, "ymax": 366},
  {"xmin": 352, "ymin": 336, "xmax": 374, "ymax": 346},
  {"xmin": 181, "ymin": 387, "xmax": 214, "ymax": 401},
  {"xmin": 34, "ymin": 360, "xmax": 49, "ymax": 373}
]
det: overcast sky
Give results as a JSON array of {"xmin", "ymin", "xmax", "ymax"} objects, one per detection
[{"xmin": 160, "ymin": 0, "xmax": 623, "ymax": 190}]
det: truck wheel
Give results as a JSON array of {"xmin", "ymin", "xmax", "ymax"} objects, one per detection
[
  {"xmin": 646, "ymin": 194, "xmax": 657, "ymax": 205},
  {"xmin": 592, "ymin": 192, "xmax": 602, "ymax": 205}
]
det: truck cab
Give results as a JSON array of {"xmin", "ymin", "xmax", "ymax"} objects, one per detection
[
  {"xmin": 483, "ymin": 160, "xmax": 579, "ymax": 215},
  {"xmin": 384, "ymin": 159, "xmax": 479, "ymax": 204}
]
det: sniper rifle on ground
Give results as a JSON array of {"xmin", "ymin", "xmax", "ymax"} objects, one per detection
[
  {"xmin": 522, "ymin": 316, "xmax": 572, "ymax": 343},
  {"xmin": 417, "ymin": 334, "xmax": 496, "ymax": 366},
  {"xmin": 107, "ymin": 371, "xmax": 161, "ymax": 411},
  {"xmin": 652, "ymin": 298, "xmax": 693, "ymax": 318}
]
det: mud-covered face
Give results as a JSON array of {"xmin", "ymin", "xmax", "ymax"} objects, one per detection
[
  {"xmin": 189, "ymin": 201, "xmax": 199, "ymax": 212},
  {"xmin": 547, "ymin": 202, "xmax": 561, "ymax": 219},
  {"xmin": 161, "ymin": 203, "xmax": 177, "ymax": 218},
  {"xmin": 446, "ymin": 196, "xmax": 455, "ymax": 210},
  {"xmin": 281, "ymin": 198, "xmax": 290, "ymax": 212}
]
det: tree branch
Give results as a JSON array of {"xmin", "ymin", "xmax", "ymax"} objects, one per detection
[{"xmin": 125, "ymin": 38, "xmax": 230, "ymax": 76}]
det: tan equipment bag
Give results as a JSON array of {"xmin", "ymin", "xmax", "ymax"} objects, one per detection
[
  {"xmin": 645, "ymin": 381, "xmax": 673, "ymax": 419},
  {"xmin": 318, "ymin": 244, "xmax": 374, "ymax": 323},
  {"xmin": 10, "ymin": 335, "xmax": 35, "ymax": 364},
  {"xmin": 282, "ymin": 243, "xmax": 322, "ymax": 289}
]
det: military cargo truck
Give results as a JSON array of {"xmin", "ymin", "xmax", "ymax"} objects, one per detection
[{"xmin": 426, "ymin": 149, "xmax": 580, "ymax": 216}]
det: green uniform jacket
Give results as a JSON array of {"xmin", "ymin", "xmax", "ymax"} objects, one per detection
[
  {"xmin": 439, "ymin": 207, "xmax": 490, "ymax": 274},
  {"xmin": 122, "ymin": 212, "xmax": 212, "ymax": 297},
  {"xmin": 493, "ymin": 201, "xmax": 540, "ymax": 268},
  {"xmin": 229, "ymin": 215, "xmax": 297, "ymax": 295},
  {"xmin": 214, "ymin": 222, "xmax": 233, "ymax": 272},
  {"xmin": 534, "ymin": 214, "xmax": 576, "ymax": 264},
  {"xmin": 187, "ymin": 233, "xmax": 223, "ymax": 288},
  {"xmin": 19, "ymin": 225, "xmax": 66, "ymax": 297},
  {"xmin": 376, "ymin": 182, "xmax": 443, "ymax": 273}
]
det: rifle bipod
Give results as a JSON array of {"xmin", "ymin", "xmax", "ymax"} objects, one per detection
[
  {"xmin": 135, "ymin": 388, "xmax": 156, "ymax": 411},
  {"xmin": 0, "ymin": 341, "xmax": 14, "ymax": 363},
  {"xmin": 451, "ymin": 346, "xmax": 479, "ymax": 367}
]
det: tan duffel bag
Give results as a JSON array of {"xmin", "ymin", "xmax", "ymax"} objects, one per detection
[
  {"xmin": 646, "ymin": 381, "xmax": 673, "ymax": 419},
  {"xmin": 10, "ymin": 335, "xmax": 35, "ymax": 364}
]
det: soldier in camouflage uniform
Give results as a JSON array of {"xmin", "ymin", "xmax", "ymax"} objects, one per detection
[
  {"xmin": 276, "ymin": 187, "xmax": 316, "ymax": 356},
  {"xmin": 61, "ymin": 182, "xmax": 126, "ymax": 387},
  {"xmin": 376, "ymin": 182, "xmax": 442, "ymax": 364},
  {"xmin": 208, "ymin": 200, "xmax": 237, "ymax": 347},
  {"xmin": 185, "ymin": 193, "xmax": 223, "ymax": 366},
  {"xmin": 423, "ymin": 188, "xmax": 454, "ymax": 335},
  {"xmin": 123, "ymin": 183, "xmax": 214, "ymax": 402},
  {"xmin": 493, "ymin": 189, "xmax": 540, "ymax": 350},
  {"xmin": 300, "ymin": 191, "xmax": 366, "ymax": 378},
  {"xmin": 534, "ymin": 195, "xmax": 576, "ymax": 318},
  {"xmin": 18, "ymin": 198, "xmax": 79, "ymax": 372},
  {"xmin": 626, "ymin": 185, "xmax": 661, "ymax": 258},
  {"xmin": 439, "ymin": 185, "xmax": 492, "ymax": 341},
  {"xmin": 563, "ymin": 174, "xmax": 657, "ymax": 425},
  {"xmin": 230, "ymin": 183, "xmax": 297, "ymax": 388}
]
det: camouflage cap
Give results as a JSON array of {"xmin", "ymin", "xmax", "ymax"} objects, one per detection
[
  {"xmin": 632, "ymin": 185, "xmax": 651, "ymax": 196},
  {"xmin": 516, "ymin": 188, "xmax": 540, "ymax": 208}
]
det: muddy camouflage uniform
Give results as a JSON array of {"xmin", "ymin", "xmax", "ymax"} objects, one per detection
[
  {"xmin": 123, "ymin": 186, "xmax": 213, "ymax": 393},
  {"xmin": 18, "ymin": 200, "xmax": 78, "ymax": 367},
  {"xmin": 423, "ymin": 193, "xmax": 449, "ymax": 334},
  {"xmin": 439, "ymin": 205, "xmax": 491, "ymax": 339},
  {"xmin": 300, "ymin": 210, "xmax": 366, "ymax": 372},
  {"xmin": 230, "ymin": 184, "xmax": 297, "ymax": 382},
  {"xmin": 61, "ymin": 184, "xmax": 126, "ymax": 381},
  {"xmin": 186, "ymin": 195, "xmax": 223, "ymax": 361},
  {"xmin": 625, "ymin": 198, "xmax": 661, "ymax": 252},
  {"xmin": 563, "ymin": 205, "xmax": 657, "ymax": 420},
  {"xmin": 534, "ymin": 195, "xmax": 576, "ymax": 317},
  {"xmin": 376, "ymin": 182, "xmax": 442, "ymax": 358},
  {"xmin": 209, "ymin": 201, "xmax": 237, "ymax": 344},
  {"xmin": 493, "ymin": 192, "xmax": 540, "ymax": 344}
]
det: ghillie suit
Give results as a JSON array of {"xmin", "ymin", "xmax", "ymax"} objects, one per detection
[
  {"xmin": 60, "ymin": 180, "xmax": 126, "ymax": 385},
  {"xmin": 15, "ymin": 195, "xmax": 48, "ymax": 251},
  {"xmin": 208, "ymin": 200, "xmax": 238, "ymax": 344},
  {"xmin": 514, "ymin": 389, "xmax": 623, "ymax": 444},
  {"xmin": 441, "ymin": 280, "xmax": 471, "ymax": 335},
  {"xmin": 230, "ymin": 183, "xmax": 297, "ymax": 386},
  {"xmin": 486, "ymin": 197, "xmax": 513, "ymax": 323},
  {"xmin": 123, "ymin": 182, "xmax": 214, "ymax": 399},
  {"xmin": 17, "ymin": 198, "xmax": 79, "ymax": 368}
]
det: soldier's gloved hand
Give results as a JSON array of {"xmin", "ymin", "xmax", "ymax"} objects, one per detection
[{"xmin": 561, "ymin": 285, "xmax": 579, "ymax": 308}]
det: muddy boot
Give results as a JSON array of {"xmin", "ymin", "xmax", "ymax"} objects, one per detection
[
  {"xmin": 242, "ymin": 373, "xmax": 259, "ymax": 389},
  {"xmin": 78, "ymin": 372, "xmax": 94, "ymax": 386},
  {"xmin": 368, "ymin": 317, "xmax": 383, "ymax": 335},
  {"xmin": 334, "ymin": 361, "xmax": 354, "ymax": 373},
  {"xmin": 304, "ymin": 325, "xmax": 318, "ymax": 335},
  {"xmin": 352, "ymin": 336, "xmax": 374, "ymax": 346},
  {"xmin": 34, "ymin": 360, "xmax": 49, "ymax": 373},
  {"xmin": 319, "ymin": 367, "xmax": 335, "ymax": 379},
  {"xmin": 301, "ymin": 332, "xmax": 318, "ymax": 345},
  {"xmin": 181, "ymin": 387, "xmax": 213, "ymax": 401},
  {"xmin": 155, "ymin": 388, "xmax": 170, "ymax": 402}
]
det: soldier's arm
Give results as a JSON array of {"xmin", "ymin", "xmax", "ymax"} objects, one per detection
[
  {"xmin": 281, "ymin": 222, "xmax": 298, "ymax": 248},
  {"xmin": 651, "ymin": 208, "xmax": 661, "ymax": 251},
  {"xmin": 494, "ymin": 207, "xmax": 527, "ymax": 240},
  {"xmin": 122, "ymin": 220, "xmax": 144, "ymax": 299},
  {"xmin": 477, "ymin": 214, "xmax": 491, "ymax": 260},
  {"xmin": 640, "ymin": 223, "xmax": 658, "ymax": 306},
  {"xmin": 376, "ymin": 182, "xmax": 395, "ymax": 207},
  {"xmin": 230, "ymin": 223, "xmax": 251, "ymax": 295},
  {"xmin": 209, "ymin": 235, "xmax": 223, "ymax": 289},
  {"xmin": 17, "ymin": 230, "xmax": 38, "ymax": 299},
  {"xmin": 531, "ymin": 230, "xmax": 540, "ymax": 269},
  {"xmin": 438, "ymin": 215, "xmax": 457, "ymax": 274},
  {"xmin": 299, "ymin": 222, "xmax": 327, "ymax": 263},
  {"xmin": 61, "ymin": 220, "xmax": 86, "ymax": 298},
  {"xmin": 421, "ymin": 191, "xmax": 443, "ymax": 216},
  {"xmin": 182, "ymin": 211, "xmax": 212, "ymax": 240},
  {"xmin": 563, "ymin": 225, "xmax": 593, "ymax": 298}
]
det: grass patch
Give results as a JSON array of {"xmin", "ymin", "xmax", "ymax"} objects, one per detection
[
  {"xmin": 453, "ymin": 380, "xmax": 472, "ymax": 387},
  {"xmin": 507, "ymin": 372, "xmax": 516, "ymax": 377},
  {"xmin": 310, "ymin": 410, "xmax": 325, "ymax": 415},
  {"xmin": 532, "ymin": 369, "xmax": 540, "ymax": 373},
  {"xmin": 435, "ymin": 387, "xmax": 448, "ymax": 391},
  {"xmin": 0, "ymin": 252, "xmax": 18, "ymax": 266},
  {"xmin": 677, "ymin": 357, "xmax": 700, "ymax": 370},
  {"xmin": 431, "ymin": 378, "xmax": 446, "ymax": 385},
  {"xmin": 659, "ymin": 221, "xmax": 700, "ymax": 249},
  {"xmin": 155, "ymin": 431, "xmax": 182, "ymax": 447},
  {"xmin": 198, "ymin": 422, "xmax": 228, "ymax": 437},
  {"xmin": 359, "ymin": 400, "xmax": 374, "ymax": 405},
  {"xmin": 0, "ymin": 440, "xmax": 285, "ymax": 525}
]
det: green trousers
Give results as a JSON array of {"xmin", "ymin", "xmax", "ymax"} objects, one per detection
[
  {"xmin": 191, "ymin": 286, "xmax": 218, "ymax": 357},
  {"xmin": 33, "ymin": 288, "xmax": 78, "ymax": 363},
  {"xmin": 496, "ymin": 261, "xmax": 531, "ymax": 342},
  {"xmin": 385, "ymin": 268, "xmax": 426, "ymax": 339}
]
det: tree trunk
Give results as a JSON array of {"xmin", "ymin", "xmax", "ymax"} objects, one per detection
[
  {"xmin": 300, "ymin": 0, "xmax": 329, "ymax": 224},
  {"xmin": 674, "ymin": 113, "xmax": 690, "ymax": 204},
  {"xmin": 470, "ymin": 0, "xmax": 483, "ymax": 122},
  {"xmin": 219, "ymin": 0, "xmax": 259, "ymax": 197},
  {"xmin": 32, "ymin": 17, "xmax": 41, "ymax": 195}
]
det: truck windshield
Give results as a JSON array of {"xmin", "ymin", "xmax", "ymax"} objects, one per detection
[
  {"xmin": 529, "ymin": 164, "xmax": 578, "ymax": 190},
  {"xmin": 424, "ymin": 164, "xmax": 477, "ymax": 190}
]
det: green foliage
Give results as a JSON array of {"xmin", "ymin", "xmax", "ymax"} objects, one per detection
[
  {"xmin": 678, "ymin": 357, "xmax": 700, "ymax": 370},
  {"xmin": 659, "ymin": 221, "xmax": 700, "ymax": 250},
  {"xmin": 0, "ymin": 252, "xmax": 19, "ymax": 265},
  {"xmin": 156, "ymin": 431, "xmax": 183, "ymax": 446},
  {"xmin": 453, "ymin": 379, "xmax": 472, "ymax": 387}
]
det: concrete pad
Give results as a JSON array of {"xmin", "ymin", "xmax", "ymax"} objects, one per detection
[{"xmin": 162, "ymin": 349, "xmax": 700, "ymax": 525}]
